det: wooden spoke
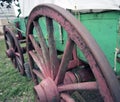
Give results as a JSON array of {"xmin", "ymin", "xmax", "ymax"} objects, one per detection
[
  {"xmin": 6, "ymin": 40, "xmax": 12, "ymax": 47},
  {"xmin": 15, "ymin": 52, "xmax": 21, "ymax": 56},
  {"xmin": 5, "ymin": 34, "xmax": 15, "ymax": 49},
  {"xmin": 60, "ymin": 93, "xmax": 75, "ymax": 102},
  {"xmin": 16, "ymin": 56, "xmax": 22, "ymax": 65},
  {"xmin": 29, "ymin": 34, "xmax": 43, "ymax": 61},
  {"xmin": 55, "ymin": 38, "xmax": 74, "ymax": 84},
  {"xmin": 33, "ymin": 69, "xmax": 45, "ymax": 80},
  {"xmin": 46, "ymin": 17, "xmax": 59, "ymax": 79},
  {"xmin": 33, "ymin": 21, "xmax": 51, "ymax": 77},
  {"xmin": 58, "ymin": 82, "xmax": 97, "ymax": 92},
  {"xmin": 29, "ymin": 50, "xmax": 47, "ymax": 77}
]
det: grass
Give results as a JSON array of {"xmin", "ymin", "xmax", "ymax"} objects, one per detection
[{"xmin": 0, "ymin": 39, "xmax": 34, "ymax": 102}]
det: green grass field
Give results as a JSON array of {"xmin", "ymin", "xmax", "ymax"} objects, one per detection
[{"xmin": 0, "ymin": 39, "xmax": 34, "ymax": 102}]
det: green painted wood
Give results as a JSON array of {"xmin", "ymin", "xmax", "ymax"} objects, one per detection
[
  {"xmin": 78, "ymin": 11, "xmax": 120, "ymax": 74},
  {"xmin": 13, "ymin": 10, "xmax": 120, "ymax": 75}
]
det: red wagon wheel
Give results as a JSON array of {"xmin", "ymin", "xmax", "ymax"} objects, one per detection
[
  {"xmin": 26, "ymin": 4, "xmax": 120, "ymax": 102},
  {"xmin": 3, "ymin": 26, "xmax": 25, "ymax": 75}
]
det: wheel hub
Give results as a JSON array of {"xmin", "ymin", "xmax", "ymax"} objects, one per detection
[
  {"xmin": 6, "ymin": 48, "xmax": 15, "ymax": 58},
  {"xmin": 34, "ymin": 77, "xmax": 60, "ymax": 102}
]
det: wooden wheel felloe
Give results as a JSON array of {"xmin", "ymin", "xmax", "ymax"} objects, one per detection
[
  {"xmin": 26, "ymin": 4, "xmax": 120, "ymax": 102},
  {"xmin": 3, "ymin": 26, "xmax": 25, "ymax": 75}
]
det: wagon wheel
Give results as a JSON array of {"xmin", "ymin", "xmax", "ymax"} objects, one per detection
[
  {"xmin": 3, "ymin": 26, "xmax": 25, "ymax": 75},
  {"xmin": 26, "ymin": 4, "xmax": 120, "ymax": 102}
]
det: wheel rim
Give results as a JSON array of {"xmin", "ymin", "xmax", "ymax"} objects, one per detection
[
  {"xmin": 3, "ymin": 26, "xmax": 25, "ymax": 75},
  {"xmin": 26, "ymin": 4, "xmax": 120, "ymax": 102}
]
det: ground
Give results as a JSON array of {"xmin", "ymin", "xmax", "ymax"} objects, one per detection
[{"xmin": 0, "ymin": 38, "xmax": 34, "ymax": 102}]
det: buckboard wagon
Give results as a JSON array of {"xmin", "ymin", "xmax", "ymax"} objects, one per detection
[{"xmin": 3, "ymin": 0, "xmax": 120, "ymax": 102}]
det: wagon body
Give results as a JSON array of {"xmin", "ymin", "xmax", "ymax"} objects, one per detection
[{"xmin": 13, "ymin": 10, "xmax": 120, "ymax": 75}]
